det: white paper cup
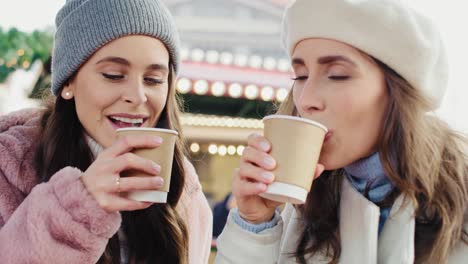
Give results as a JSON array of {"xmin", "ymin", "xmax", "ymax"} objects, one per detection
[
  {"xmin": 259, "ymin": 115, "xmax": 327, "ymax": 204},
  {"xmin": 116, "ymin": 127, "xmax": 178, "ymax": 203}
]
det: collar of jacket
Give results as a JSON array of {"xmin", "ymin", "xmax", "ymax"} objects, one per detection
[
  {"xmin": 84, "ymin": 134, "xmax": 103, "ymax": 159},
  {"xmin": 339, "ymin": 176, "xmax": 415, "ymax": 264},
  {"xmin": 280, "ymin": 176, "xmax": 415, "ymax": 264}
]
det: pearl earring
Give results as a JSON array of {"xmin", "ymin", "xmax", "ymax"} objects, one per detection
[{"xmin": 65, "ymin": 91, "xmax": 71, "ymax": 97}]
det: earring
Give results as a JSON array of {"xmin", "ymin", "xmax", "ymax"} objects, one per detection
[{"xmin": 64, "ymin": 91, "xmax": 72, "ymax": 98}]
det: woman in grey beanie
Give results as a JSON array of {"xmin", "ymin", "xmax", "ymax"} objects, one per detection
[
  {"xmin": 0, "ymin": 0, "xmax": 212, "ymax": 263},
  {"xmin": 216, "ymin": 0, "xmax": 467, "ymax": 263}
]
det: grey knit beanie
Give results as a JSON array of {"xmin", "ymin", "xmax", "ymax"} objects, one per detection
[{"xmin": 51, "ymin": 0, "xmax": 180, "ymax": 96}]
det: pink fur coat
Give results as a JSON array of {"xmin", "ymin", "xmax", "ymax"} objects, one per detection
[{"xmin": 0, "ymin": 109, "xmax": 212, "ymax": 263}]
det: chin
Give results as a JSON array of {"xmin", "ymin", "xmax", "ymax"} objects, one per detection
[
  {"xmin": 95, "ymin": 133, "xmax": 115, "ymax": 149},
  {"xmin": 318, "ymin": 152, "xmax": 347, "ymax": 171},
  {"xmin": 320, "ymin": 161, "xmax": 341, "ymax": 171}
]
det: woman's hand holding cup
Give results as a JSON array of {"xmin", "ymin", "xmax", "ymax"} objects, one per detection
[
  {"xmin": 81, "ymin": 135, "xmax": 164, "ymax": 213},
  {"xmin": 233, "ymin": 133, "xmax": 325, "ymax": 224}
]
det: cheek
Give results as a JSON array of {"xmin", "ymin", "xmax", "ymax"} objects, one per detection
[
  {"xmin": 75, "ymin": 85, "xmax": 117, "ymax": 115},
  {"xmin": 73, "ymin": 80, "xmax": 121, "ymax": 141},
  {"xmin": 74, "ymin": 70, "xmax": 117, "ymax": 108},
  {"xmin": 322, "ymin": 83, "xmax": 388, "ymax": 168},
  {"xmin": 158, "ymin": 87, "xmax": 169, "ymax": 109},
  {"xmin": 325, "ymin": 89, "xmax": 362, "ymax": 133},
  {"xmin": 291, "ymin": 84, "xmax": 306, "ymax": 113},
  {"xmin": 149, "ymin": 88, "xmax": 170, "ymax": 116},
  {"xmin": 336, "ymin": 81, "xmax": 387, "ymax": 132}
]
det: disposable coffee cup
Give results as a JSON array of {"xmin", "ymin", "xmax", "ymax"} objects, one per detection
[
  {"xmin": 116, "ymin": 127, "xmax": 178, "ymax": 203},
  {"xmin": 259, "ymin": 115, "xmax": 327, "ymax": 204}
]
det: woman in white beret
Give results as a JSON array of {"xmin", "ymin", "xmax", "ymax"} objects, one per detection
[{"xmin": 215, "ymin": 0, "xmax": 467, "ymax": 263}]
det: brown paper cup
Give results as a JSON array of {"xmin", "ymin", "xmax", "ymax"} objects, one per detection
[
  {"xmin": 259, "ymin": 115, "xmax": 327, "ymax": 204},
  {"xmin": 116, "ymin": 127, "xmax": 178, "ymax": 203}
]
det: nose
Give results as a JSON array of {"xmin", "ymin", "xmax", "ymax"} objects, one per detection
[
  {"xmin": 121, "ymin": 79, "xmax": 147, "ymax": 105},
  {"xmin": 295, "ymin": 81, "xmax": 325, "ymax": 114}
]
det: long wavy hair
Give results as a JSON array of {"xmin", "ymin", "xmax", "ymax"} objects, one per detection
[
  {"xmin": 277, "ymin": 59, "xmax": 468, "ymax": 263},
  {"xmin": 34, "ymin": 63, "xmax": 189, "ymax": 264}
]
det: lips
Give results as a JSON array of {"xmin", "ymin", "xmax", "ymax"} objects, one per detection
[{"xmin": 107, "ymin": 114, "xmax": 149, "ymax": 129}]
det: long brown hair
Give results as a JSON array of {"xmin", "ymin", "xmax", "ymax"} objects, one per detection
[
  {"xmin": 35, "ymin": 64, "xmax": 189, "ymax": 264},
  {"xmin": 277, "ymin": 59, "xmax": 468, "ymax": 263}
]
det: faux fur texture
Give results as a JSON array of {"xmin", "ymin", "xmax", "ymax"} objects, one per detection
[{"xmin": 0, "ymin": 109, "xmax": 212, "ymax": 263}]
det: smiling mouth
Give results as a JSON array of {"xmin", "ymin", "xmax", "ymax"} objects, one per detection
[{"xmin": 107, "ymin": 115, "xmax": 148, "ymax": 129}]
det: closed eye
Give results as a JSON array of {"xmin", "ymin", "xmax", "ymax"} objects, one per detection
[
  {"xmin": 102, "ymin": 73, "xmax": 124, "ymax": 80},
  {"xmin": 292, "ymin": 76, "xmax": 308, "ymax": 81},
  {"xmin": 328, "ymin": 76, "xmax": 350, "ymax": 81},
  {"xmin": 144, "ymin": 77, "xmax": 164, "ymax": 85}
]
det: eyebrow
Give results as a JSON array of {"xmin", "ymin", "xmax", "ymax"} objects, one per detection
[
  {"xmin": 291, "ymin": 55, "xmax": 357, "ymax": 67},
  {"xmin": 96, "ymin": 56, "xmax": 169, "ymax": 72},
  {"xmin": 317, "ymin": 55, "xmax": 357, "ymax": 67},
  {"xmin": 291, "ymin": 58, "xmax": 306, "ymax": 66},
  {"xmin": 96, "ymin": 56, "xmax": 130, "ymax": 66},
  {"xmin": 147, "ymin": 63, "xmax": 169, "ymax": 73}
]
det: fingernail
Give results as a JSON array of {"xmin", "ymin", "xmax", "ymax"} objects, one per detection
[
  {"xmin": 261, "ymin": 171, "xmax": 274, "ymax": 181},
  {"xmin": 153, "ymin": 136, "xmax": 163, "ymax": 144},
  {"xmin": 259, "ymin": 141, "xmax": 270, "ymax": 152},
  {"xmin": 263, "ymin": 157, "xmax": 275, "ymax": 167},
  {"xmin": 154, "ymin": 176, "xmax": 164, "ymax": 186},
  {"xmin": 153, "ymin": 163, "xmax": 161, "ymax": 173}
]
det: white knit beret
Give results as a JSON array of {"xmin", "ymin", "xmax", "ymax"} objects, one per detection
[{"xmin": 282, "ymin": 0, "xmax": 448, "ymax": 109}]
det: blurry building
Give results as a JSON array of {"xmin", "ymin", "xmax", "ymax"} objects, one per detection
[{"xmin": 163, "ymin": 0, "xmax": 292, "ymax": 203}]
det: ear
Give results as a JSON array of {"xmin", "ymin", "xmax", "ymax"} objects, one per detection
[{"xmin": 61, "ymin": 83, "xmax": 75, "ymax": 100}]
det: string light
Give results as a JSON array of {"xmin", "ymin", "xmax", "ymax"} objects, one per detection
[
  {"xmin": 176, "ymin": 78, "xmax": 191, "ymax": 94},
  {"xmin": 211, "ymin": 81, "xmax": 226, "ymax": 96},
  {"xmin": 180, "ymin": 114, "xmax": 263, "ymax": 129},
  {"xmin": 248, "ymin": 55, "xmax": 262, "ymax": 68},
  {"xmin": 261, "ymin": 86, "xmax": 274, "ymax": 101},
  {"xmin": 175, "ymin": 77, "xmax": 291, "ymax": 101},
  {"xmin": 228, "ymin": 83, "xmax": 243, "ymax": 98},
  {"xmin": 190, "ymin": 143, "xmax": 200, "ymax": 153},
  {"xmin": 181, "ymin": 47, "xmax": 190, "ymax": 61},
  {"xmin": 191, "ymin": 49, "xmax": 205, "ymax": 62},
  {"xmin": 263, "ymin": 57, "xmax": 277, "ymax": 70},
  {"xmin": 218, "ymin": 145, "xmax": 227, "ymax": 156},
  {"xmin": 276, "ymin": 88, "xmax": 289, "ymax": 102},
  {"xmin": 194, "ymin": 80, "xmax": 209, "ymax": 95},
  {"xmin": 227, "ymin": 145, "xmax": 237, "ymax": 155},
  {"xmin": 189, "ymin": 142, "xmax": 246, "ymax": 156},
  {"xmin": 208, "ymin": 144, "xmax": 218, "ymax": 155},
  {"xmin": 234, "ymin": 54, "xmax": 248, "ymax": 67},
  {"xmin": 180, "ymin": 48, "xmax": 291, "ymax": 74},
  {"xmin": 237, "ymin": 145, "xmax": 245, "ymax": 156},
  {"xmin": 244, "ymin": 84, "xmax": 259, "ymax": 100},
  {"xmin": 277, "ymin": 58, "xmax": 291, "ymax": 72},
  {"xmin": 22, "ymin": 61, "xmax": 30, "ymax": 69},
  {"xmin": 220, "ymin": 52, "xmax": 234, "ymax": 65},
  {"xmin": 206, "ymin": 50, "xmax": 219, "ymax": 64}
]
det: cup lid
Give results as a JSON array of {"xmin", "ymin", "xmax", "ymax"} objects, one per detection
[
  {"xmin": 116, "ymin": 127, "xmax": 179, "ymax": 136},
  {"xmin": 262, "ymin": 115, "xmax": 328, "ymax": 132}
]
